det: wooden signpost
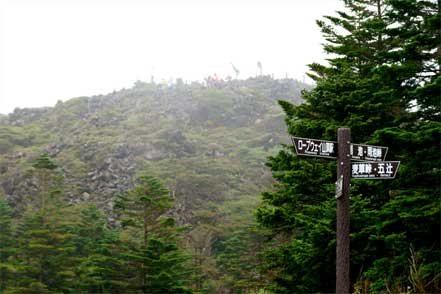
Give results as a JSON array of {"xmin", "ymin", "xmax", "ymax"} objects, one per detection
[{"xmin": 291, "ymin": 129, "xmax": 400, "ymax": 294}]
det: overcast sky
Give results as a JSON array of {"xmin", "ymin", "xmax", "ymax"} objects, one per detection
[{"xmin": 0, "ymin": 0, "xmax": 343, "ymax": 114}]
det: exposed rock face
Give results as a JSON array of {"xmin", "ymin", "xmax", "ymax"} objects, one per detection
[
  {"xmin": 7, "ymin": 107, "xmax": 52, "ymax": 126},
  {"xmin": 0, "ymin": 76, "xmax": 308, "ymax": 222}
]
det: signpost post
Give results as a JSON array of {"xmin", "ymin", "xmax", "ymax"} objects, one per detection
[
  {"xmin": 291, "ymin": 130, "xmax": 399, "ymax": 294},
  {"xmin": 336, "ymin": 128, "xmax": 351, "ymax": 294}
]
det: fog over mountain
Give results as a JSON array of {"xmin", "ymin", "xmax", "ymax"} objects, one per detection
[{"xmin": 0, "ymin": 0, "xmax": 343, "ymax": 114}]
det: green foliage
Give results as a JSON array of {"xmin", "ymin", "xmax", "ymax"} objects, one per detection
[
  {"xmin": 72, "ymin": 204, "xmax": 129, "ymax": 293},
  {"xmin": 0, "ymin": 168, "xmax": 194, "ymax": 293},
  {"xmin": 30, "ymin": 154, "xmax": 63, "ymax": 216},
  {"xmin": 115, "ymin": 172, "xmax": 172, "ymax": 231},
  {"xmin": 6, "ymin": 161, "xmax": 77, "ymax": 293},
  {"xmin": 11, "ymin": 210, "xmax": 77, "ymax": 292},
  {"xmin": 140, "ymin": 237, "xmax": 193, "ymax": 294},
  {"xmin": 0, "ymin": 196, "xmax": 15, "ymax": 292},
  {"xmin": 0, "ymin": 51, "xmax": 308, "ymax": 292},
  {"xmin": 114, "ymin": 172, "xmax": 193, "ymax": 293},
  {"xmin": 257, "ymin": 0, "xmax": 440, "ymax": 292},
  {"xmin": 32, "ymin": 154, "xmax": 58, "ymax": 170},
  {"xmin": 0, "ymin": 125, "xmax": 44, "ymax": 154},
  {"xmin": 215, "ymin": 223, "xmax": 269, "ymax": 292}
]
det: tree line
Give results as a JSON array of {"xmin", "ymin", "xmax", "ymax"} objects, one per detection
[
  {"xmin": 0, "ymin": 0, "xmax": 439, "ymax": 293},
  {"xmin": 256, "ymin": 0, "xmax": 440, "ymax": 292},
  {"xmin": 0, "ymin": 154, "xmax": 194, "ymax": 293}
]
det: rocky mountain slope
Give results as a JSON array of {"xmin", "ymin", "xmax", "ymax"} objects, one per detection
[{"xmin": 1, "ymin": 76, "xmax": 307, "ymax": 225}]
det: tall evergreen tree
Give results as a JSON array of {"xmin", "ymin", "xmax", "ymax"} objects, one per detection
[
  {"xmin": 114, "ymin": 172, "xmax": 193, "ymax": 293},
  {"xmin": 0, "ymin": 196, "xmax": 15, "ymax": 292},
  {"xmin": 8, "ymin": 155, "xmax": 78, "ymax": 293},
  {"xmin": 73, "ymin": 204, "xmax": 129, "ymax": 293},
  {"xmin": 215, "ymin": 224, "xmax": 268, "ymax": 293},
  {"xmin": 31, "ymin": 153, "xmax": 59, "ymax": 215},
  {"xmin": 256, "ymin": 0, "xmax": 440, "ymax": 292}
]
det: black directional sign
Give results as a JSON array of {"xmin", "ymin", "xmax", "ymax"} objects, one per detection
[
  {"xmin": 351, "ymin": 161, "xmax": 400, "ymax": 179},
  {"xmin": 291, "ymin": 137, "xmax": 337, "ymax": 159},
  {"xmin": 292, "ymin": 137, "xmax": 388, "ymax": 162},
  {"xmin": 350, "ymin": 144, "xmax": 387, "ymax": 162}
]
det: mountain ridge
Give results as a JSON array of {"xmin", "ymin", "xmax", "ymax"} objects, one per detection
[{"xmin": 0, "ymin": 76, "xmax": 309, "ymax": 226}]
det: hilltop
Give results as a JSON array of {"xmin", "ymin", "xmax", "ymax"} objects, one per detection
[{"xmin": 1, "ymin": 76, "xmax": 308, "ymax": 216}]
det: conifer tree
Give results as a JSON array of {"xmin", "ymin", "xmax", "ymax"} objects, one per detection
[
  {"xmin": 0, "ymin": 196, "xmax": 15, "ymax": 292},
  {"xmin": 215, "ymin": 223, "xmax": 268, "ymax": 292},
  {"xmin": 31, "ymin": 153, "xmax": 58, "ymax": 215},
  {"xmin": 114, "ymin": 172, "xmax": 193, "ymax": 293},
  {"xmin": 9, "ymin": 155, "xmax": 77, "ymax": 293},
  {"xmin": 256, "ymin": 0, "xmax": 440, "ymax": 292},
  {"xmin": 73, "ymin": 204, "xmax": 129, "ymax": 293}
]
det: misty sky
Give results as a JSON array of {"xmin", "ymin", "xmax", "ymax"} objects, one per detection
[{"xmin": 0, "ymin": 0, "xmax": 344, "ymax": 114}]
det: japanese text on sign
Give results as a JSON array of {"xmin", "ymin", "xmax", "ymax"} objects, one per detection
[
  {"xmin": 351, "ymin": 161, "xmax": 400, "ymax": 179},
  {"xmin": 350, "ymin": 144, "xmax": 387, "ymax": 162},
  {"xmin": 291, "ymin": 137, "xmax": 337, "ymax": 159},
  {"xmin": 292, "ymin": 137, "xmax": 388, "ymax": 162}
]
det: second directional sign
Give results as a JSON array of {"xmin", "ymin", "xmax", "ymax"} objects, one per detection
[
  {"xmin": 350, "ymin": 144, "xmax": 387, "ymax": 162},
  {"xmin": 351, "ymin": 161, "xmax": 400, "ymax": 179}
]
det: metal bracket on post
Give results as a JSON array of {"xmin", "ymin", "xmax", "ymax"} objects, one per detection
[{"xmin": 335, "ymin": 175, "xmax": 343, "ymax": 199}]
